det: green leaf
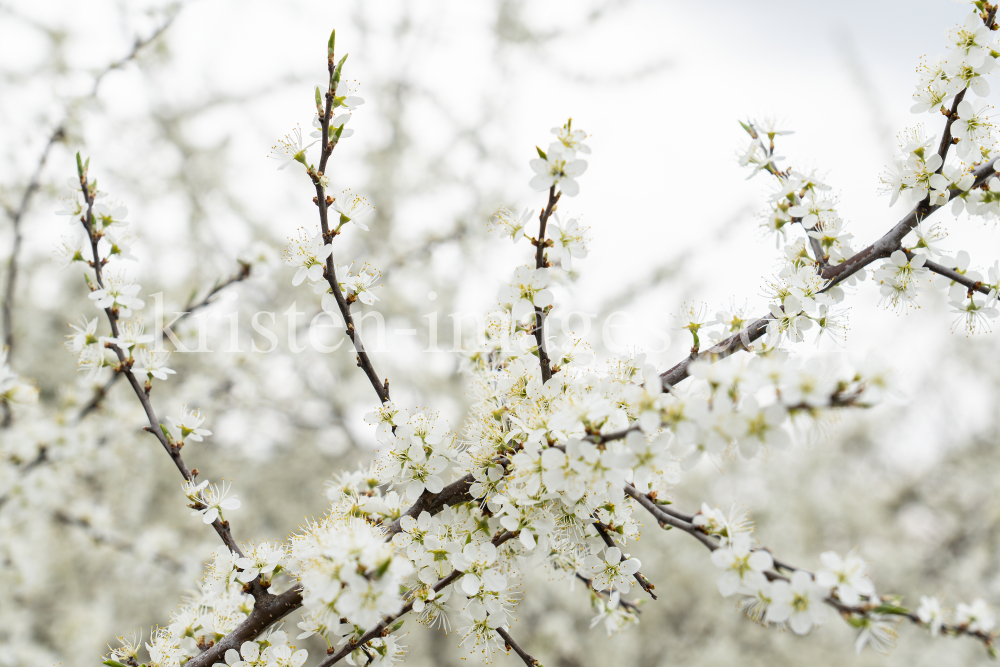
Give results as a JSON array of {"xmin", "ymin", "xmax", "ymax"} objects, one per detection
[
  {"xmin": 391, "ymin": 620, "xmax": 405, "ymax": 632},
  {"xmin": 535, "ymin": 146, "xmax": 547, "ymax": 160},
  {"xmin": 160, "ymin": 424, "xmax": 174, "ymax": 441},
  {"xmin": 332, "ymin": 53, "xmax": 349, "ymax": 86},
  {"xmin": 327, "ymin": 29, "xmax": 336, "ymax": 58},
  {"xmin": 103, "ymin": 660, "xmax": 127, "ymax": 667},
  {"xmin": 315, "ymin": 86, "xmax": 322, "ymax": 108}
]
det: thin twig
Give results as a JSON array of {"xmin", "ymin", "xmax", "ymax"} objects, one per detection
[
  {"xmin": 495, "ymin": 627, "xmax": 540, "ymax": 667},
  {"xmin": 53, "ymin": 510, "xmax": 183, "ymax": 572},
  {"xmin": 908, "ymin": 251, "xmax": 996, "ymax": 298},
  {"xmin": 628, "ymin": 488, "xmax": 996, "ymax": 649},
  {"xmin": 75, "ymin": 166, "xmax": 248, "ymax": 563},
  {"xmin": 574, "ymin": 573, "xmax": 641, "ymax": 613},
  {"xmin": 312, "ymin": 46, "xmax": 390, "ymax": 404},
  {"xmin": 532, "ymin": 186, "xmax": 560, "ymax": 383}
]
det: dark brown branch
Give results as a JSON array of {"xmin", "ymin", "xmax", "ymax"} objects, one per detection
[
  {"xmin": 532, "ymin": 186, "xmax": 560, "ymax": 383},
  {"xmin": 623, "ymin": 485, "xmax": 718, "ymax": 551},
  {"xmin": 934, "ymin": 7, "xmax": 995, "ymax": 168},
  {"xmin": 383, "ymin": 455, "xmax": 510, "ymax": 539},
  {"xmin": 909, "ymin": 251, "xmax": 996, "ymax": 298},
  {"xmin": 184, "ymin": 586, "xmax": 304, "ymax": 667},
  {"xmin": 625, "ymin": 482, "xmax": 694, "ymax": 523},
  {"xmin": 495, "ymin": 627, "xmax": 540, "ymax": 667},
  {"xmin": 383, "ymin": 473, "xmax": 476, "ymax": 539},
  {"xmin": 936, "ymin": 89, "xmax": 967, "ymax": 169}
]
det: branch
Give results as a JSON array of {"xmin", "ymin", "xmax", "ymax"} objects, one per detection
[
  {"xmin": 1, "ymin": 126, "xmax": 63, "ymax": 363},
  {"xmin": 495, "ymin": 627, "xmax": 540, "ymax": 667},
  {"xmin": 911, "ymin": 251, "xmax": 996, "ymax": 298},
  {"xmin": 532, "ymin": 186, "xmax": 560, "ymax": 383},
  {"xmin": 934, "ymin": 6, "xmax": 995, "ymax": 168},
  {"xmin": 381, "ymin": 222, "xmax": 470, "ymax": 279},
  {"xmin": 936, "ymin": 90, "xmax": 968, "ymax": 169},
  {"xmin": 383, "ymin": 472, "xmax": 477, "ymax": 539},
  {"xmin": 626, "ymin": 485, "xmax": 997, "ymax": 649},
  {"xmin": 659, "ymin": 156, "xmax": 1000, "ymax": 391}
]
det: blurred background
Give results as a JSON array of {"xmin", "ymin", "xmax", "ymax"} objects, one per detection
[{"xmin": 2, "ymin": 0, "xmax": 1000, "ymax": 665}]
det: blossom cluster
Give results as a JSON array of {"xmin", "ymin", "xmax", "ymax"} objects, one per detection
[{"xmin": 105, "ymin": 546, "xmax": 298, "ymax": 667}]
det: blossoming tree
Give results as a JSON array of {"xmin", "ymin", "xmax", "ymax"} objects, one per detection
[{"xmin": 5, "ymin": 3, "xmax": 1000, "ymax": 666}]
